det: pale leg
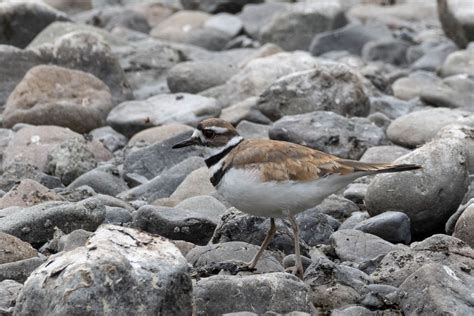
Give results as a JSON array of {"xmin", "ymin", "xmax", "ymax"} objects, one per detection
[
  {"xmin": 287, "ymin": 213, "xmax": 304, "ymax": 279},
  {"xmin": 247, "ymin": 218, "xmax": 276, "ymax": 269}
]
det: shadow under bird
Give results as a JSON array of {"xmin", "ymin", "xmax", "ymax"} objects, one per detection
[{"xmin": 173, "ymin": 118, "xmax": 421, "ymax": 278}]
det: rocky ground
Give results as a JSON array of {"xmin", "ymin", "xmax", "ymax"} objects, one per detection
[{"xmin": 0, "ymin": 0, "xmax": 473, "ymax": 315}]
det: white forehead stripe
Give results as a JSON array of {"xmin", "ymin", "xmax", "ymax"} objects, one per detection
[
  {"xmin": 192, "ymin": 129, "xmax": 202, "ymax": 138},
  {"xmin": 206, "ymin": 126, "xmax": 228, "ymax": 134}
]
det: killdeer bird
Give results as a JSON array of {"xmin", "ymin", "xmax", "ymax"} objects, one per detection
[{"xmin": 173, "ymin": 118, "xmax": 420, "ymax": 278}]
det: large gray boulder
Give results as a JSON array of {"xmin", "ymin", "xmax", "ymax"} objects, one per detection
[
  {"xmin": 270, "ymin": 111, "xmax": 386, "ymax": 160},
  {"xmin": 400, "ymin": 263, "xmax": 474, "ymax": 315},
  {"xmin": 14, "ymin": 225, "xmax": 192, "ymax": 316},
  {"xmin": 366, "ymin": 138, "xmax": 469, "ymax": 237},
  {"xmin": 257, "ymin": 63, "xmax": 370, "ymax": 121}
]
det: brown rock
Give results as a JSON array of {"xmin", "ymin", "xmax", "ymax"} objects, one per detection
[
  {"xmin": 129, "ymin": 123, "xmax": 193, "ymax": 146},
  {"xmin": 2, "ymin": 65, "xmax": 113, "ymax": 133},
  {"xmin": 0, "ymin": 232, "xmax": 37, "ymax": 264},
  {"xmin": 0, "ymin": 179, "xmax": 63, "ymax": 209}
]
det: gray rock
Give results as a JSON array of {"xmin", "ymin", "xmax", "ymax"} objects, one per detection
[
  {"xmin": 238, "ymin": 2, "xmax": 287, "ymax": 39},
  {"xmin": 150, "ymin": 10, "xmax": 210, "ymax": 43},
  {"xmin": 372, "ymin": 234, "xmax": 474, "ymax": 287},
  {"xmin": 411, "ymin": 39, "xmax": 457, "ymax": 71},
  {"xmin": 310, "ymin": 22, "xmax": 392, "ymax": 56},
  {"xmin": 104, "ymin": 206, "xmax": 132, "ymax": 225},
  {"xmin": 204, "ymin": 13, "xmax": 242, "ymax": 37},
  {"xmin": 331, "ymin": 305, "xmax": 376, "ymax": 316},
  {"xmin": 75, "ymin": 6, "xmax": 150, "ymax": 33},
  {"xmin": 202, "ymin": 51, "xmax": 319, "ymax": 107},
  {"xmin": 89, "ymin": 126, "xmax": 127, "ymax": 152},
  {"xmin": 114, "ymin": 38, "xmax": 183, "ymax": 100},
  {"xmin": 257, "ymin": 63, "xmax": 370, "ymax": 121},
  {"xmin": 0, "ymin": 1, "xmax": 69, "ymax": 48},
  {"xmin": 387, "ymin": 108, "xmax": 474, "ymax": 148},
  {"xmin": 359, "ymin": 145, "xmax": 411, "ymax": 163},
  {"xmin": 0, "ymin": 198, "xmax": 105, "ymax": 246},
  {"xmin": 2, "ymin": 65, "xmax": 113, "ymax": 133},
  {"xmin": 354, "ymin": 211, "xmax": 411, "ymax": 244},
  {"xmin": 0, "ymin": 279, "xmax": 22, "ymax": 315},
  {"xmin": 366, "ymin": 137, "xmax": 469, "ymax": 237},
  {"xmin": 236, "ymin": 121, "xmax": 270, "ymax": 139},
  {"xmin": 0, "ymin": 163, "xmax": 63, "ymax": 192},
  {"xmin": 176, "ymin": 195, "xmax": 227, "ymax": 221},
  {"xmin": 0, "ymin": 257, "xmax": 45, "ymax": 283},
  {"xmin": 339, "ymin": 212, "xmax": 370, "ymax": 230},
  {"xmin": 186, "ymin": 241, "xmax": 283, "ymax": 274},
  {"xmin": 438, "ymin": 0, "xmax": 474, "ymax": 48},
  {"xmin": 453, "ymin": 202, "xmax": 474, "ymax": 248},
  {"xmin": 270, "ymin": 111, "xmax": 386, "ymax": 160},
  {"xmin": 296, "ymin": 212, "xmax": 337, "ymax": 246},
  {"xmin": 182, "ymin": 27, "xmax": 232, "ymax": 51},
  {"xmin": 362, "ymin": 39, "xmax": 411, "ymax": 66},
  {"xmin": 420, "ymin": 74, "xmax": 474, "ymax": 110},
  {"xmin": 68, "ymin": 168, "xmax": 128, "ymax": 197},
  {"xmin": 107, "ymin": 93, "xmax": 220, "ymax": 137},
  {"xmin": 14, "ymin": 225, "xmax": 192, "ymax": 316},
  {"xmin": 439, "ymin": 45, "xmax": 474, "ymax": 77},
  {"xmin": 282, "ymin": 254, "xmax": 312, "ymax": 272},
  {"xmin": 303, "ymin": 257, "xmax": 366, "ymax": 310},
  {"xmin": 124, "ymin": 132, "xmax": 204, "ymax": 179},
  {"xmin": 194, "ymin": 273, "xmax": 311, "ymax": 315},
  {"xmin": 211, "ymin": 208, "xmax": 305, "ymax": 255},
  {"xmin": 435, "ymin": 124, "xmax": 474, "ymax": 173},
  {"xmin": 92, "ymin": 0, "xmax": 176, "ymax": 9},
  {"xmin": 34, "ymin": 31, "xmax": 132, "ymax": 105},
  {"xmin": 167, "ymin": 61, "xmax": 237, "ymax": 94},
  {"xmin": 260, "ymin": 2, "xmax": 346, "ymax": 51},
  {"xmin": 47, "ymin": 138, "xmax": 98, "ymax": 185},
  {"xmin": 330, "ymin": 229, "xmax": 400, "ymax": 264},
  {"xmin": 446, "ymin": 199, "xmax": 472, "ymax": 235},
  {"xmin": 220, "ymin": 97, "xmax": 271, "ymax": 125},
  {"xmin": 369, "ymin": 95, "xmax": 417, "ymax": 119},
  {"xmin": 313, "ymin": 195, "xmax": 361, "ymax": 222},
  {"xmin": 400, "ymin": 263, "xmax": 474, "ymax": 315},
  {"xmin": 392, "ymin": 70, "xmax": 442, "ymax": 101},
  {"xmin": 120, "ymin": 157, "xmax": 205, "ymax": 202},
  {"xmin": 57, "ymin": 229, "xmax": 92, "ymax": 252},
  {"xmin": 361, "ymin": 284, "xmax": 400, "ymax": 309},
  {"xmin": 132, "ymin": 205, "xmax": 216, "ymax": 245},
  {"xmin": 343, "ymin": 183, "xmax": 368, "ymax": 204}
]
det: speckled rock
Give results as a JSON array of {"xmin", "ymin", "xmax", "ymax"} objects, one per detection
[{"xmin": 0, "ymin": 179, "xmax": 63, "ymax": 209}]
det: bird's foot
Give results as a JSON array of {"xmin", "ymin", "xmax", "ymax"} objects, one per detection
[{"xmin": 285, "ymin": 265, "xmax": 304, "ymax": 279}]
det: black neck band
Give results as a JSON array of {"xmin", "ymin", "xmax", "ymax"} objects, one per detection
[{"xmin": 205, "ymin": 139, "xmax": 242, "ymax": 168}]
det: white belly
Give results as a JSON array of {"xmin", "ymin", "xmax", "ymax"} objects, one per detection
[{"xmin": 216, "ymin": 168, "xmax": 363, "ymax": 218}]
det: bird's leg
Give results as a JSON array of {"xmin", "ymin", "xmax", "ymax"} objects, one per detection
[
  {"xmin": 246, "ymin": 217, "xmax": 277, "ymax": 269},
  {"xmin": 286, "ymin": 213, "xmax": 304, "ymax": 279}
]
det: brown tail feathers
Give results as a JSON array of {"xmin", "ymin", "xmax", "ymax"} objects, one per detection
[{"xmin": 337, "ymin": 160, "xmax": 422, "ymax": 174}]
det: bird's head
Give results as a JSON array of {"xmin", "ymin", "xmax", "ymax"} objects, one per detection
[{"xmin": 172, "ymin": 118, "xmax": 242, "ymax": 155}]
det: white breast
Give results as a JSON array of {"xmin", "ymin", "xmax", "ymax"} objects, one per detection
[{"xmin": 216, "ymin": 167, "xmax": 363, "ymax": 218}]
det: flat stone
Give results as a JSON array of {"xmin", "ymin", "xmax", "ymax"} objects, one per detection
[
  {"xmin": 186, "ymin": 241, "xmax": 284, "ymax": 274},
  {"xmin": 330, "ymin": 229, "xmax": 400, "ymax": 264},
  {"xmin": 132, "ymin": 205, "xmax": 217, "ymax": 245},
  {"xmin": 107, "ymin": 93, "xmax": 220, "ymax": 138},
  {"xmin": 194, "ymin": 273, "xmax": 311, "ymax": 315},
  {"xmin": 129, "ymin": 123, "xmax": 193, "ymax": 146}
]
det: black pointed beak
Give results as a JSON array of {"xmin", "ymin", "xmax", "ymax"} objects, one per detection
[{"xmin": 172, "ymin": 136, "xmax": 201, "ymax": 149}]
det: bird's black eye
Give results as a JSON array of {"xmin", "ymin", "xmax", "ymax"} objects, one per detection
[{"xmin": 202, "ymin": 129, "xmax": 215, "ymax": 138}]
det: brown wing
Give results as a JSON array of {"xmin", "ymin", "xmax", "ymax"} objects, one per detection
[{"xmin": 223, "ymin": 139, "xmax": 420, "ymax": 182}]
